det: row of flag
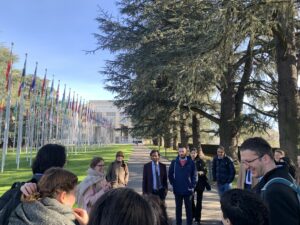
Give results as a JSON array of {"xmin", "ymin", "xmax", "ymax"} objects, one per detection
[{"xmin": 0, "ymin": 45, "xmax": 113, "ymax": 172}]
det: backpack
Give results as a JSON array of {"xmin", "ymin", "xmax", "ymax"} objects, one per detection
[
  {"xmin": 0, "ymin": 182, "xmax": 24, "ymax": 225},
  {"xmin": 261, "ymin": 177, "xmax": 300, "ymax": 204}
]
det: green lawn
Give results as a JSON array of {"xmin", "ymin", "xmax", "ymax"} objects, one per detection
[{"xmin": 0, "ymin": 144, "xmax": 133, "ymax": 196}]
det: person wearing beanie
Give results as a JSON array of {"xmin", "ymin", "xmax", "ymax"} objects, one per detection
[{"xmin": 106, "ymin": 151, "xmax": 129, "ymax": 188}]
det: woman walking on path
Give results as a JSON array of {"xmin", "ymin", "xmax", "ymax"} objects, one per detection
[
  {"xmin": 190, "ymin": 147, "xmax": 210, "ymax": 225},
  {"xmin": 106, "ymin": 151, "xmax": 129, "ymax": 188},
  {"xmin": 76, "ymin": 157, "xmax": 110, "ymax": 214}
]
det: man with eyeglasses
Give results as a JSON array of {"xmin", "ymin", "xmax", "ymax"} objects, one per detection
[
  {"xmin": 240, "ymin": 137, "xmax": 300, "ymax": 225},
  {"xmin": 212, "ymin": 146, "xmax": 236, "ymax": 196}
]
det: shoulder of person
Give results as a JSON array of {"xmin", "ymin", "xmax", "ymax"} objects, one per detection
[{"xmin": 224, "ymin": 156, "xmax": 234, "ymax": 163}]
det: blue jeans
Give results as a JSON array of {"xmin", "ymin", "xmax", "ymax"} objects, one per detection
[
  {"xmin": 175, "ymin": 194, "xmax": 193, "ymax": 225},
  {"xmin": 217, "ymin": 183, "xmax": 231, "ymax": 196}
]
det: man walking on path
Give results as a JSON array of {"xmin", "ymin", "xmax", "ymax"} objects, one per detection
[
  {"xmin": 212, "ymin": 146, "xmax": 235, "ymax": 196},
  {"xmin": 168, "ymin": 147, "xmax": 196, "ymax": 225},
  {"xmin": 240, "ymin": 137, "xmax": 300, "ymax": 225},
  {"xmin": 142, "ymin": 149, "xmax": 168, "ymax": 200}
]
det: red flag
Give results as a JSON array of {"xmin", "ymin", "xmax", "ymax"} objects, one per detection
[{"xmin": 5, "ymin": 59, "xmax": 12, "ymax": 91}]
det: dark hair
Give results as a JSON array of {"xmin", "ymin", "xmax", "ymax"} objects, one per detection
[
  {"xmin": 90, "ymin": 157, "xmax": 104, "ymax": 169},
  {"xmin": 32, "ymin": 144, "xmax": 66, "ymax": 174},
  {"xmin": 280, "ymin": 156, "xmax": 296, "ymax": 178},
  {"xmin": 143, "ymin": 194, "xmax": 169, "ymax": 225},
  {"xmin": 218, "ymin": 145, "xmax": 225, "ymax": 151},
  {"xmin": 220, "ymin": 189, "xmax": 269, "ymax": 225},
  {"xmin": 240, "ymin": 137, "xmax": 273, "ymax": 159},
  {"xmin": 150, "ymin": 149, "xmax": 160, "ymax": 157},
  {"xmin": 38, "ymin": 167, "xmax": 78, "ymax": 198},
  {"xmin": 88, "ymin": 188, "xmax": 155, "ymax": 225}
]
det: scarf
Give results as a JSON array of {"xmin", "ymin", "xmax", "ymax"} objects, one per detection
[
  {"xmin": 76, "ymin": 168, "xmax": 106, "ymax": 207},
  {"xmin": 9, "ymin": 197, "xmax": 75, "ymax": 225}
]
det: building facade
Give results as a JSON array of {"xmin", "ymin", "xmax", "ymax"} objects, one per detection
[{"xmin": 89, "ymin": 100, "xmax": 133, "ymax": 144}]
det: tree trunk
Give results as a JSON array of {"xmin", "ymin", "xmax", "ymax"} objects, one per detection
[
  {"xmin": 192, "ymin": 113, "xmax": 201, "ymax": 149},
  {"xmin": 163, "ymin": 126, "xmax": 172, "ymax": 148},
  {"xmin": 219, "ymin": 69, "xmax": 238, "ymax": 158},
  {"xmin": 274, "ymin": 20, "xmax": 300, "ymax": 161},
  {"xmin": 172, "ymin": 122, "xmax": 179, "ymax": 150},
  {"xmin": 180, "ymin": 112, "xmax": 190, "ymax": 148}
]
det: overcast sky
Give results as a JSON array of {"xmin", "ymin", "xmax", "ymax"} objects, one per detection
[{"xmin": 0, "ymin": 0, "xmax": 120, "ymax": 101}]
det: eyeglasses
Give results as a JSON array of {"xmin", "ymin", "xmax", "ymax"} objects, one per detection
[
  {"xmin": 96, "ymin": 164, "xmax": 105, "ymax": 167},
  {"xmin": 241, "ymin": 155, "xmax": 263, "ymax": 165}
]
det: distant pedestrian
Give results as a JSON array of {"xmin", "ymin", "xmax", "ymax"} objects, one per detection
[
  {"xmin": 168, "ymin": 146, "xmax": 196, "ymax": 225},
  {"xmin": 142, "ymin": 150, "xmax": 168, "ymax": 200},
  {"xmin": 106, "ymin": 151, "xmax": 129, "ymax": 188},
  {"xmin": 220, "ymin": 189, "xmax": 269, "ymax": 225},
  {"xmin": 240, "ymin": 137, "xmax": 300, "ymax": 225},
  {"xmin": 212, "ymin": 146, "xmax": 235, "ymax": 196},
  {"xmin": 190, "ymin": 147, "xmax": 209, "ymax": 224}
]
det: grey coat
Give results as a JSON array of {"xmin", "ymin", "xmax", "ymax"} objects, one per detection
[{"xmin": 8, "ymin": 197, "xmax": 76, "ymax": 225}]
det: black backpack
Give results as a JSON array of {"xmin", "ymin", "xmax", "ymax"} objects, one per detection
[{"xmin": 0, "ymin": 182, "xmax": 24, "ymax": 225}]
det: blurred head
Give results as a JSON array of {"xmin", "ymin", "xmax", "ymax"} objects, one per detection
[
  {"xmin": 32, "ymin": 144, "xmax": 66, "ymax": 174},
  {"xmin": 190, "ymin": 148, "xmax": 198, "ymax": 160},
  {"xmin": 88, "ymin": 188, "xmax": 156, "ymax": 225},
  {"xmin": 38, "ymin": 167, "xmax": 78, "ymax": 207},
  {"xmin": 220, "ymin": 189, "xmax": 269, "ymax": 225},
  {"xmin": 240, "ymin": 137, "xmax": 275, "ymax": 178},
  {"xmin": 178, "ymin": 147, "xmax": 187, "ymax": 158},
  {"xmin": 274, "ymin": 149, "xmax": 285, "ymax": 162},
  {"xmin": 217, "ymin": 146, "xmax": 225, "ymax": 159},
  {"xmin": 143, "ymin": 194, "xmax": 169, "ymax": 225},
  {"xmin": 116, "ymin": 151, "xmax": 124, "ymax": 162},
  {"xmin": 90, "ymin": 157, "xmax": 105, "ymax": 173},
  {"xmin": 150, "ymin": 150, "xmax": 160, "ymax": 163}
]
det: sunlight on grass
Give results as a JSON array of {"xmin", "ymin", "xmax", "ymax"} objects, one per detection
[{"xmin": 0, "ymin": 144, "xmax": 133, "ymax": 196}]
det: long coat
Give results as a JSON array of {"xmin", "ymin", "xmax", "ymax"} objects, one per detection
[{"xmin": 142, "ymin": 161, "xmax": 168, "ymax": 196}]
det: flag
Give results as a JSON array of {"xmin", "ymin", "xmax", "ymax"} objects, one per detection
[
  {"xmin": 5, "ymin": 60, "xmax": 12, "ymax": 91},
  {"xmin": 49, "ymin": 78, "xmax": 54, "ymax": 99},
  {"xmin": 61, "ymin": 84, "xmax": 66, "ymax": 108},
  {"xmin": 56, "ymin": 80, "xmax": 60, "ymax": 105},
  {"xmin": 18, "ymin": 55, "xmax": 27, "ymax": 97},
  {"xmin": 41, "ymin": 69, "xmax": 47, "ymax": 97},
  {"xmin": 0, "ymin": 99, "xmax": 5, "ymax": 111},
  {"xmin": 29, "ymin": 62, "xmax": 38, "ymax": 96}
]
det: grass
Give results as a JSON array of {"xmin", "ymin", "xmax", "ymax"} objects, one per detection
[{"xmin": 0, "ymin": 144, "xmax": 133, "ymax": 196}]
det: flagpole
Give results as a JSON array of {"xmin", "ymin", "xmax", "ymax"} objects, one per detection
[{"xmin": 1, "ymin": 43, "xmax": 13, "ymax": 173}]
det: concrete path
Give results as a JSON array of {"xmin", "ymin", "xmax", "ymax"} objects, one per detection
[{"xmin": 127, "ymin": 144, "xmax": 222, "ymax": 225}]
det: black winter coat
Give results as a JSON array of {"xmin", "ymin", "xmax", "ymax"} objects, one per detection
[{"xmin": 253, "ymin": 166, "xmax": 300, "ymax": 225}]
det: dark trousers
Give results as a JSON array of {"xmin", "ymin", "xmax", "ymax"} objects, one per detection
[
  {"xmin": 192, "ymin": 190, "xmax": 204, "ymax": 222},
  {"xmin": 152, "ymin": 188, "xmax": 166, "ymax": 201},
  {"xmin": 175, "ymin": 194, "xmax": 193, "ymax": 225}
]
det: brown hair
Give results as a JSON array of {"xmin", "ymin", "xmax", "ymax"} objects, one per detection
[
  {"xmin": 90, "ymin": 157, "xmax": 104, "ymax": 169},
  {"xmin": 38, "ymin": 167, "xmax": 78, "ymax": 198}
]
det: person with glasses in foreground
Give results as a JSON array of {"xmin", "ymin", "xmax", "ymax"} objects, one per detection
[
  {"xmin": 76, "ymin": 157, "xmax": 110, "ymax": 214},
  {"xmin": 240, "ymin": 137, "xmax": 300, "ymax": 225}
]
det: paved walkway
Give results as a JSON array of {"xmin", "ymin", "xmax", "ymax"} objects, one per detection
[{"xmin": 127, "ymin": 144, "xmax": 222, "ymax": 225}]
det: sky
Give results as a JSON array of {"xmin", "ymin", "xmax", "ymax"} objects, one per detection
[{"xmin": 0, "ymin": 0, "xmax": 119, "ymax": 101}]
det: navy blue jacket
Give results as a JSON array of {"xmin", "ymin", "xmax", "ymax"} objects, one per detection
[
  {"xmin": 168, "ymin": 156, "xmax": 196, "ymax": 195},
  {"xmin": 212, "ymin": 156, "xmax": 235, "ymax": 184}
]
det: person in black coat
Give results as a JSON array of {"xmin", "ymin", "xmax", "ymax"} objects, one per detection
[
  {"xmin": 190, "ymin": 147, "xmax": 209, "ymax": 225},
  {"xmin": 240, "ymin": 137, "xmax": 300, "ymax": 225}
]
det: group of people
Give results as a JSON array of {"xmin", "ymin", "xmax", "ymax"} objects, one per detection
[{"xmin": 1, "ymin": 137, "xmax": 300, "ymax": 225}]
